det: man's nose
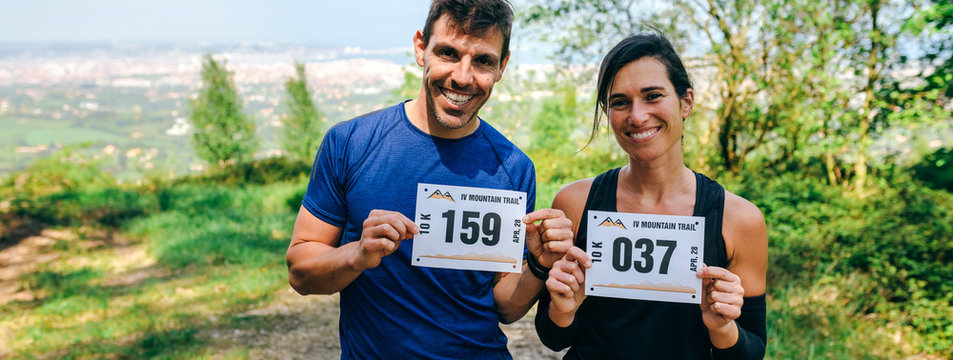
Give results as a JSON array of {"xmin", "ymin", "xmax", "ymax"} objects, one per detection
[{"xmin": 450, "ymin": 58, "xmax": 474, "ymax": 88}]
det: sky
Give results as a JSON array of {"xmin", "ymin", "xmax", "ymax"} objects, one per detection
[
  {"xmin": 0, "ymin": 0, "xmax": 550, "ymax": 59},
  {"xmin": 0, "ymin": 0, "xmax": 433, "ymax": 48}
]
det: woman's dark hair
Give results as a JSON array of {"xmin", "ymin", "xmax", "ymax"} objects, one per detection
[
  {"xmin": 421, "ymin": 0, "xmax": 514, "ymax": 59},
  {"xmin": 587, "ymin": 33, "xmax": 693, "ymax": 146}
]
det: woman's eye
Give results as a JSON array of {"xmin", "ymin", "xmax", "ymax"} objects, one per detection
[
  {"xmin": 610, "ymin": 100, "xmax": 629, "ymax": 108},
  {"xmin": 646, "ymin": 93, "xmax": 662, "ymax": 101}
]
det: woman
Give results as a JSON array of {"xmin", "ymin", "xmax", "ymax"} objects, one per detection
[{"xmin": 533, "ymin": 33, "xmax": 768, "ymax": 359}]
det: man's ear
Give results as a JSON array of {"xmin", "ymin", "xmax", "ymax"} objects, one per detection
[
  {"xmin": 414, "ymin": 30, "xmax": 426, "ymax": 67},
  {"xmin": 495, "ymin": 52, "xmax": 510, "ymax": 82}
]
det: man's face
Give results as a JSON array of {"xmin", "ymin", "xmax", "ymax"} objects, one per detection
[{"xmin": 414, "ymin": 14, "xmax": 509, "ymax": 133}]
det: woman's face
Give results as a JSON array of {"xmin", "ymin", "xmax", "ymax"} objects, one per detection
[{"xmin": 606, "ymin": 57, "xmax": 694, "ymax": 164}]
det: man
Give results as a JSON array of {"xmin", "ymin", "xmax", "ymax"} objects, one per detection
[{"xmin": 286, "ymin": 0, "xmax": 572, "ymax": 358}]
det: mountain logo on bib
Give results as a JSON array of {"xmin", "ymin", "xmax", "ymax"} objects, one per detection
[
  {"xmin": 598, "ymin": 217, "xmax": 627, "ymax": 230},
  {"xmin": 427, "ymin": 189, "xmax": 455, "ymax": 202}
]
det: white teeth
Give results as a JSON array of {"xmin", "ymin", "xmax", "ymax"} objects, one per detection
[
  {"xmin": 442, "ymin": 90, "xmax": 473, "ymax": 106},
  {"xmin": 629, "ymin": 128, "xmax": 659, "ymax": 140}
]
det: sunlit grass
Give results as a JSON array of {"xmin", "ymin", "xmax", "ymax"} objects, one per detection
[
  {"xmin": 765, "ymin": 275, "xmax": 927, "ymax": 359},
  {"xmin": 0, "ymin": 181, "xmax": 302, "ymax": 359}
]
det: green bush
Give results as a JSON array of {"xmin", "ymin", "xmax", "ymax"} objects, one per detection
[
  {"xmin": 1, "ymin": 145, "xmax": 157, "ymax": 228},
  {"xmin": 0, "ymin": 145, "xmax": 115, "ymax": 201},
  {"xmin": 911, "ymin": 147, "xmax": 953, "ymax": 192},
  {"xmin": 12, "ymin": 188, "xmax": 156, "ymax": 227},
  {"xmin": 168, "ymin": 157, "xmax": 310, "ymax": 187},
  {"xmin": 733, "ymin": 172, "xmax": 953, "ymax": 356}
]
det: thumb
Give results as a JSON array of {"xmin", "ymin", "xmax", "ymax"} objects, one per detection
[{"xmin": 522, "ymin": 216, "xmax": 539, "ymax": 238}]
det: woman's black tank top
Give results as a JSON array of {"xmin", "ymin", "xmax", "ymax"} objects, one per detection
[{"xmin": 565, "ymin": 167, "xmax": 728, "ymax": 359}]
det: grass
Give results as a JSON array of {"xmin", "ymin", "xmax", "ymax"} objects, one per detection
[{"xmin": 0, "ymin": 180, "xmax": 303, "ymax": 359}]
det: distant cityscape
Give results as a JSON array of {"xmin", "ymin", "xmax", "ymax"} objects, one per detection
[{"xmin": 0, "ymin": 42, "xmax": 419, "ymax": 180}]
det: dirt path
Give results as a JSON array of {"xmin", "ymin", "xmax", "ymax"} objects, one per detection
[{"xmin": 205, "ymin": 287, "xmax": 566, "ymax": 359}]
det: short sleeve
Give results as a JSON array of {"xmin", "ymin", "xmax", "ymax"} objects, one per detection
[{"xmin": 301, "ymin": 126, "xmax": 348, "ymax": 227}]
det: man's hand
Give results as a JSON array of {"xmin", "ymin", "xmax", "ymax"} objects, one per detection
[
  {"xmin": 523, "ymin": 208, "xmax": 573, "ymax": 268},
  {"xmin": 350, "ymin": 209, "xmax": 418, "ymax": 271},
  {"xmin": 546, "ymin": 246, "xmax": 591, "ymax": 327},
  {"xmin": 697, "ymin": 264, "xmax": 745, "ymax": 331}
]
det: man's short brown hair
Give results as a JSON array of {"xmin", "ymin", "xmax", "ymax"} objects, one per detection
[{"xmin": 421, "ymin": 0, "xmax": 514, "ymax": 59}]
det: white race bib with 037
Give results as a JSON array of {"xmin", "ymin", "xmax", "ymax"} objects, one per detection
[
  {"xmin": 412, "ymin": 183, "xmax": 527, "ymax": 273},
  {"xmin": 584, "ymin": 210, "xmax": 705, "ymax": 304}
]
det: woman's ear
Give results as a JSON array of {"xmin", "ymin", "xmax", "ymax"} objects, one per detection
[{"xmin": 680, "ymin": 88, "xmax": 695, "ymax": 119}]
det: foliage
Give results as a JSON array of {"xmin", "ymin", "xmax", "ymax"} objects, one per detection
[
  {"xmin": 391, "ymin": 66, "xmax": 422, "ymax": 103},
  {"xmin": 521, "ymin": 0, "xmax": 952, "ymax": 190},
  {"xmin": 281, "ymin": 61, "xmax": 326, "ymax": 163},
  {"xmin": 529, "ymin": 81, "xmax": 581, "ymax": 155},
  {"xmin": 167, "ymin": 153, "xmax": 311, "ymax": 187},
  {"xmin": 189, "ymin": 54, "xmax": 259, "ymax": 168},
  {"xmin": 901, "ymin": 0, "xmax": 953, "ymax": 98},
  {"xmin": 911, "ymin": 147, "xmax": 953, "ymax": 192},
  {"xmin": 0, "ymin": 144, "xmax": 115, "ymax": 201},
  {"xmin": 731, "ymin": 171, "xmax": 953, "ymax": 356},
  {"xmin": 521, "ymin": 0, "xmax": 683, "ymax": 66},
  {"xmin": 0, "ymin": 145, "xmax": 151, "ymax": 229}
]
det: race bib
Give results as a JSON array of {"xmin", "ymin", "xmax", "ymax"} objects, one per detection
[
  {"xmin": 411, "ymin": 183, "xmax": 526, "ymax": 273},
  {"xmin": 585, "ymin": 210, "xmax": 705, "ymax": 304}
]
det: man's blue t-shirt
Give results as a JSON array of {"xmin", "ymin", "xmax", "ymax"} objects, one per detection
[{"xmin": 302, "ymin": 102, "xmax": 536, "ymax": 359}]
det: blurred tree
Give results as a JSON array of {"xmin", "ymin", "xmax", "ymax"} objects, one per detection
[
  {"xmin": 523, "ymin": 0, "xmax": 943, "ymax": 188},
  {"xmin": 189, "ymin": 54, "xmax": 258, "ymax": 168},
  {"xmin": 531, "ymin": 80, "xmax": 579, "ymax": 155},
  {"xmin": 522, "ymin": 0, "xmax": 683, "ymax": 66},
  {"xmin": 391, "ymin": 67, "xmax": 422, "ymax": 103},
  {"xmin": 523, "ymin": 0, "xmax": 810, "ymax": 174},
  {"xmin": 912, "ymin": 147, "xmax": 953, "ymax": 191},
  {"xmin": 901, "ymin": 0, "xmax": 953, "ymax": 98},
  {"xmin": 281, "ymin": 61, "xmax": 326, "ymax": 163}
]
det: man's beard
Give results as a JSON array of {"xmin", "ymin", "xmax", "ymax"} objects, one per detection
[{"xmin": 425, "ymin": 84, "xmax": 478, "ymax": 130}]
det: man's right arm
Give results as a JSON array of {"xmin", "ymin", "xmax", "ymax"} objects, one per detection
[{"xmin": 286, "ymin": 206, "xmax": 417, "ymax": 295}]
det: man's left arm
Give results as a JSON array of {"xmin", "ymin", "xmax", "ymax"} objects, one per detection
[{"xmin": 493, "ymin": 209, "xmax": 574, "ymax": 324}]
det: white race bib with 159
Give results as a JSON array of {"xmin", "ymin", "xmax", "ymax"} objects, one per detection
[
  {"xmin": 585, "ymin": 210, "xmax": 705, "ymax": 304},
  {"xmin": 412, "ymin": 183, "xmax": 526, "ymax": 273}
]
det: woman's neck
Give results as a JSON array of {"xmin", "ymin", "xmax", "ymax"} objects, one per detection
[{"xmin": 617, "ymin": 157, "xmax": 695, "ymax": 214}]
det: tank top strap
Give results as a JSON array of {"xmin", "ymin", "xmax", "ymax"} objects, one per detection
[
  {"xmin": 693, "ymin": 171, "xmax": 728, "ymax": 268},
  {"xmin": 576, "ymin": 168, "xmax": 621, "ymax": 248}
]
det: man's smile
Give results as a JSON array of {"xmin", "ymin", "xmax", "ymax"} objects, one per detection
[{"xmin": 441, "ymin": 88, "xmax": 475, "ymax": 106}]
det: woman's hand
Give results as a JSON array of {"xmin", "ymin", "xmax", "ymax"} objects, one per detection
[
  {"xmin": 546, "ymin": 246, "xmax": 592, "ymax": 327},
  {"xmin": 697, "ymin": 264, "xmax": 745, "ymax": 331}
]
